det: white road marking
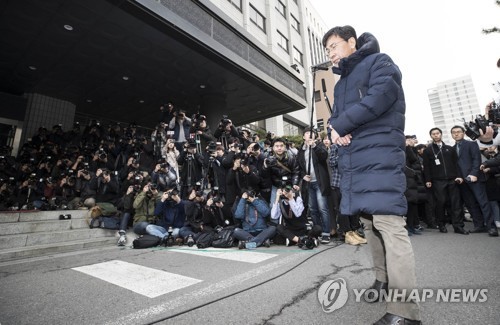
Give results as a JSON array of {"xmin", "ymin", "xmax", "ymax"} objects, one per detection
[
  {"xmin": 167, "ymin": 246, "xmax": 277, "ymax": 263},
  {"xmin": 72, "ymin": 260, "xmax": 202, "ymax": 298},
  {"xmin": 104, "ymin": 254, "xmax": 300, "ymax": 325}
]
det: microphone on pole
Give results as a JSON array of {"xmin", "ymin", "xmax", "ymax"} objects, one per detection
[{"xmin": 310, "ymin": 61, "xmax": 331, "ymax": 72}]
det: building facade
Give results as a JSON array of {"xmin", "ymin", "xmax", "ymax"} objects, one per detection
[{"xmin": 427, "ymin": 75, "xmax": 481, "ymax": 144}]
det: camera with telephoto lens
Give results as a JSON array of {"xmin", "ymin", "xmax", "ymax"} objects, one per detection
[
  {"xmin": 207, "ymin": 141, "xmax": 217, "ymax": 154},
  {"xmin": 165, "ymin": 188, "xmax": 179, "ymax": 202},
  {"xmin": 298, "ymin": 236, "xmax": 316, "ymax": 250}
]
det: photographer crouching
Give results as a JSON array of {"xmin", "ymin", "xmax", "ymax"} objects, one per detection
[
  {"xmin": 270, "ymin": 185, "xmax": 321, "ymax": 248},
  {"xmin": 233, "ymin": 189, "xmax": 275, "ymax": 249}
]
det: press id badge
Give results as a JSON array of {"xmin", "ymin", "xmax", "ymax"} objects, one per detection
[{"xmin": 435, "ymin": 159, "xmax": 441, "ymax": 165}]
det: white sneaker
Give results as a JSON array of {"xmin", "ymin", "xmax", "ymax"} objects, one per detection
[
  {"xmin": 117, "ymin": 234, "xmax": 127, "ymax": 246},
  {"xmin": 495, "ymin": 221, "xmax": 500, "ymax": 229}
]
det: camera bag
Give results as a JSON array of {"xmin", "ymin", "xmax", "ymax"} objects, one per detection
[
  {"xmin": 132, "ymin": 234, "xmax": 161, "ymax": 249},
  {"xmin": 212, "ymin": 226, "xmax": 235, "ymax": 248},
  {"xmin": 196, "ymin": 231, "xmax": 215, "ymax": 249}
]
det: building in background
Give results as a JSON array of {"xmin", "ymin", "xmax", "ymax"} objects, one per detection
[
  {"xmin": 427, "ymin": 75, "xmax": 481, "ymax": 144},
  {"xmin": 211, "ymin": 0, "xmax": 333, "ymax": 136}
]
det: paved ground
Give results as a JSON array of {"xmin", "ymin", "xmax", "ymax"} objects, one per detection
[{"xmin": 0, "ymin": 223, "xmax": 498, "ymax": 325}]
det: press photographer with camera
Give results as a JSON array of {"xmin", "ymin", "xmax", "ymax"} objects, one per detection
[
  {"xmin": 151, "ymin": 160, "xmax": 177, "ymax": 192},
  {"xmin": 178, "ymin": 188, "xmax": 209, "ymax": 246},
  {"xmin": 233, "ymin": 189, "xmax": 275, "ymax": 249},
  {"xmin": 151, "ymin": 122, "xmax": 168, "ymax": 161},
  {"xmin": 297, "ymin": 127, "xmax": 332, "ymax": 244},
  {"xmin": 202, "ymin": 142, "xmax": 226, "ymax": 200},
  {"xmin": 204, "ymin": 193, "xmax": 234, "ymax": 227},
  {"xmin": 224, "ymin": 151, "xmax": 261, "ymax": 209},
  {"xmin": 168, "ymin": 109, "xmax": 192, "ymax": 151},
  {"xmin": 177, "ymin": 138, "xmax": 204, "ymax": 199},
  {"xmin": 190, "ymin": 114, "xmax": 216, "ymax": 154},
  {"xmin": 473, "ymin": 101, "xmax": 500, "ymax": 147},
  {"xmin": 214, "ymin": 115, "xmax": 239, "ymax": 149},
  {"xmin": 262, "ymin": 138, "xmax": 300, "ymax": 208},
  {"xmin": 133, "ymin": 187, "xmax": 185, "ymax": 243},
  {"xmin": 89, "ymin": 168, "xmax": 120, "ymax": 208},
  {"xmin": 159, "ymin": 101, "xmax": 176, "ymax": 124},
  {"xmin": 132, "ymin": 182, "xmax": 160, "ymax": 224},
  {"xmin": 116, "ymin": 184, "xmax": 137, "ymax": 246},
  {"xmin": 270, "ymin": 186, "xmax": 321, "ymax": 248}
]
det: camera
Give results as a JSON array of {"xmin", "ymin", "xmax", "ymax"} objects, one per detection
[
  {"xmin": 97, "ymin": 149, "xmax": 107, "ymax": 160},
  {"xmin": 265, "ymin": 155, "xmax": 278, "ymax": 167},
  {"xmin": 464, "ymin": 115, "xmax": 498, "ymax": 140},
  {"xmin": 219, "ymin": 115, "xmax": 231, "ymax": 129},
  {"xmin": 246, "ymin": 189, "xmax": 256, "ymax": 200},
  {"xmin": 488, "ymin": 101, "xmax": 500, "ymax": 124},
  {"xmin": 298, "ymin": 236, "xmax": 316, "ymax": 250}
]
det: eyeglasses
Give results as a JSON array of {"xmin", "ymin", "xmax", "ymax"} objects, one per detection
[{"xmin": 324, "ymin": 40, "xmax": 346, "ymax": 55}]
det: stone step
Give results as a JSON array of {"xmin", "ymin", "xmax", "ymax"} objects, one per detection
[
  {"xmin": 0, "ymin": 218, "xmax": 94, "ymax": 235},
  {"xmin": 0, "ymin": 237, "xmax": 120, "ymax": 262},
  {"xmin": 0, "ymin": 228, "xmax": 118, "ymax": 250},
  {"xmin": 0, "ymin": 210, "xmax": 90, "ymax": 223}
]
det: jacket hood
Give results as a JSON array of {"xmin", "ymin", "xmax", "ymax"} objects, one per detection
[{"xmin": 332, "ymin": 32, "xmax": 380, "ymax": 77}]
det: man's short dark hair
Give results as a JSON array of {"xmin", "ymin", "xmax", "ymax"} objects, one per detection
[
  {"xmin": 450, "ymin": 125, "xmax": 465, "ymax": 133},
  {"xmin": 272, "ymin": 137, "xmax": 286, "ymax": 146},
  {"xmin": 429, "ymin": 127, "xmax": 442, "ymax": 135},
  {"xmin": 322, "ymin": 25, "xmax": 357, "ymax": 48}
]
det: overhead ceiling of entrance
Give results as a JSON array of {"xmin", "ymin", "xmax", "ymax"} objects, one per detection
[{"xmin": 0, "ymin": 0, "xmax": 303, "ymax": 128}]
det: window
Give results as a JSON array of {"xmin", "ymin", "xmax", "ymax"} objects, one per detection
[
  {"xmin": 227, "ymin": 0, "xmax": 242, "ymax": 11},
  {"xmin": 277, "ymin": 31, "xmax": 289, "ymax": 53},
  {"xmin": 293, "ymin": 47, "xmax": 303, "ymax": 66},
  {"xmin": 291, "ymin": 15, "xmax": 300, "ymax": 34},
  {"xmin": 249, "ymin": 5, "xmax": 266, "ymax": 32},
  {"xmin": 276, "ymin": 1, "xmax": 286, "ymax": 18},
  {"xmin": 317, "ymin": 119, "xmax": 324, "ymax": 131}
]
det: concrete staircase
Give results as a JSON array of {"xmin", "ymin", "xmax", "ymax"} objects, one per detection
[{"xmin": 0, "ymin": 210, "xmax": 125, "ymax": 262}]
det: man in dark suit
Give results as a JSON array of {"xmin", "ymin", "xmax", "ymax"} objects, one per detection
[
  {"xmin": 451, "ymin": 126, "xmax": 498, "ymax": 236},
  {"xmin": 423, "ymin": 127, "xmax": 468, "ymax": 234}
]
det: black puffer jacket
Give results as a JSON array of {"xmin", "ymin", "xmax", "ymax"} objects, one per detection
[{"xmin": 263, "ymin": 152, "xmax": 300, "ymax": 188}]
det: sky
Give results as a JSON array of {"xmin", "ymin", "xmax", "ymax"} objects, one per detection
[{"xmin": 309, "ymin": 0, "xmax": 500, "ymax": 143}]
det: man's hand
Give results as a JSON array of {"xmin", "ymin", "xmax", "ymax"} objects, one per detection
[
  {"xmin": 478, "ymin": 126, "xmax": 494, "ymax": 143},
  {"xmin": 303, "ymin": 175, "xmax": 311, "ymax": 182},
  {"xmin": 330, "ymin": 128, "xmax": 352, "ymax": 146},
  {"xmin": 425, "ymin": 182, "xmax": 432, "ymax": 188},
  {"xmin": 455, "ymin": 177, "xmax": 463, "ymax": 184},
  {"xmin": 466, "ymin": 175, "xmax": 477, "ymax": 183}
]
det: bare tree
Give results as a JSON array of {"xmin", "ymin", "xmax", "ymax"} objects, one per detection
[{"xmin": 482, "ymin": 0, "xmax": 500, "ymax": 34}]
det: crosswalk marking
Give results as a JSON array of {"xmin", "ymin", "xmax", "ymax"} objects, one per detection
[
  {"xmin": 72, "ymin": 260, "xmax": 202, "ymax": 298},
  {"xmin": 167, "ymin": 246, "xmax": 277, "ymax": 263}
]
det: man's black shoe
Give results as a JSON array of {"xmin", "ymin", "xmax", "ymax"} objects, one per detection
[
  {"xmin": 488, "ymin": 228, "xmax": 499, "ymax": 237},
  {"xmin": 469, "ymin": 226, "xmax": 487, "ymax": 233},
  {"xmin": 373, "ymin": 313, "xmax": 421, "ymax": 325},
  {"xmin": 439, "ymin": 226, "xmax": 448, "ymax": 233},
  {"xmin": 453, "ymin": 227, "xmax": 469, "ymax": 235},
  {"xmin": 364, "ymin": 280, "xmax": 388, "ymax": 303}
]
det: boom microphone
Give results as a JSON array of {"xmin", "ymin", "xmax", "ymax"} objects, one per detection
[{"xmin": 310, "ymin": 61, "xmax": 331, "ymax": 72}]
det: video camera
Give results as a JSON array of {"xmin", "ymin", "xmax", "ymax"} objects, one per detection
[
  {"xmin": 463, "ymin": 114, "xmax": 498, "ymax": 140},
  {"xmin": 219, "ymin": 115, "xmax": 231, "ymax": 130}
]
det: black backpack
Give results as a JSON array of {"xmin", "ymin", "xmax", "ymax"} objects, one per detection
[
  {"xmin": 212, "ymin": 227, "xmax": 235, "ymax": 248},
  {"xmin": 196, "ymin": 231, "xmax": 215, "ymax": 249},
  {"xmin": 133, "ymin": 235, "xmax": 161, "ymax": 249}
]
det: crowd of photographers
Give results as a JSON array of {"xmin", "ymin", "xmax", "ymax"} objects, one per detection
[
  {"xmin": 1, "ymin": 101, "xmax": 499, "ymax": 247},
  {"xmin": 0, "ymin": 104, "xmax": 340, "ymax": 249}
]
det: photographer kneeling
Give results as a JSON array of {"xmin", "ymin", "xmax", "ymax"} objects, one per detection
[
  {"xmin": 133, "ymin": 187, "xmax": 185, "ymax": 244},
  {"xmin": 233, "ymin": 189, "xmax": 275, "ymax": 249},
  {"xmin": 270, "ymin": 187, "xmax": 321, "ymax": 249}
]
